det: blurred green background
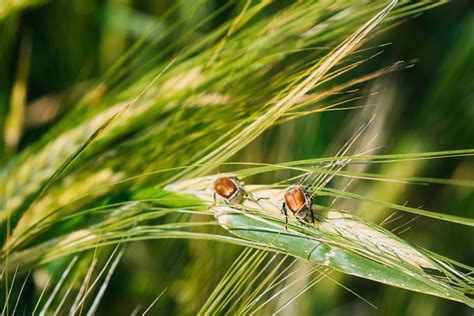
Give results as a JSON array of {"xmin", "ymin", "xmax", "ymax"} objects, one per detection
[{"xmin": 0, "ymin": 0, "xmax": 473, "ymax": 315}]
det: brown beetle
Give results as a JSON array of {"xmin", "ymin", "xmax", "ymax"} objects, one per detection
[
  {"xmin": 281, "ymin": 185, "xmax": 314, "ymax": 225},
  {"xmin": 213, "ymin": 176, "xmax": 246, "ymax": 204}
]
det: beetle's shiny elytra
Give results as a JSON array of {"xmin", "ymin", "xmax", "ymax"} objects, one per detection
[
  {"xmin": 213, "ymin": 176, "xmax": 243, "ymax": 204},
  {"xmin": 281, "ymin": 185, "xmax": 314, "ymax": 225}
]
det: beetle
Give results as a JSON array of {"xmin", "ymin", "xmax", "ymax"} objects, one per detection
[
  {"xmin": 213, "ymin": 176, "xmax": 246, "ymax": 204},
  {"xmin": 281, "ymin": 185, "xmax": 314, "ymax": 226}
]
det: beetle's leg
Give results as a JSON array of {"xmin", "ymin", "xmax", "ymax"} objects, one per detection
[
  {"xmin": 213, "ymin": 192, "xmax": 217, "ymax": 206},
  {"xmin": 281, "ymin": 203, "xmax": 288, "ymax": 230},
  {"xmin": 242, "ymin": 189, "xmax": 253, "ymax": 203},
  {"xmin": 305, "ymin": 196, "xmax": 314, "ymax": 224},
  {"xmin": 244, "ymin": 190, "xmax": 269, "ymax": 203},
  {"xmin": 297, "ymin": 218, "xmax": 310, "ymax": 228},
  {"xmin": 250, "ymin": 196, "xmax": 269, "ymax": 203}
]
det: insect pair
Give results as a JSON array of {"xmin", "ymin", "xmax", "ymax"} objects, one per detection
[{"xmin": 213, "ymin": 176, "xmax": 314, "ymax": 225}]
